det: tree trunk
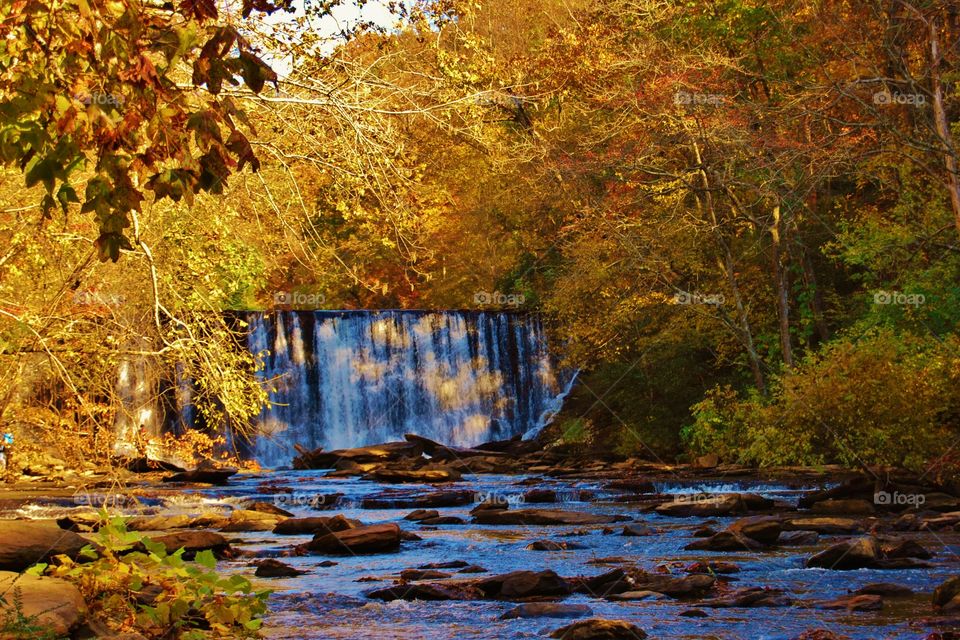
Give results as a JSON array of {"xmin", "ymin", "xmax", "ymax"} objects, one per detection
[
  {"xmin": 771, "ymin": 205, "xmax": 794, "ymax": 369},
  {"xmin": 928, "ymin": 17, "xmax": 960, "ymax": 238}
]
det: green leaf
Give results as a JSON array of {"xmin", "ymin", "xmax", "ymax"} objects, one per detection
[{"xmin": 194, "ymin": 549, "xmax": 217, "ymax": 569}]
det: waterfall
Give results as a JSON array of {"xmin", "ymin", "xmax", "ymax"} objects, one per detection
[{"xmin": 243, "ymin": 311, "xmax": 572, "ymax": 467}]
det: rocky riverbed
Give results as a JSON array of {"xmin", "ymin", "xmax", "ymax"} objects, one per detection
[{"xmin": 2, "ymin": 443, "xmax": 960, "ymax": 639}]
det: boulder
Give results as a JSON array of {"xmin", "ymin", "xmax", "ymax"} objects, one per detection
[
  {"xmin": 684, "ymin": 531, "xmax": 764, "ymax": 551},
  {"xmin": 273, "ymin": 515, "xmax": 355, "ymax": 536},
  {"xmin": 475, "ymin": 570, "xmax": 570, "ymax": 599},
  {"xmin": 241, "ymin": 501, "xmax": 294, "ymax": 517},
  {"xmin": 882, "ymin": 538, "xmax": 932, "ymax": 559},
  {"xmin": 550, "ymin": 619, "xmax": 648, "ymax": 640},
  {"xmin": 0, "ymin": 571, "xmax": 86, "ymax": 636},
  {"xmin": 254, "ymin": 559, "xmax": 305, "ymax": 578},
  {"xmin": 628, "ymin": 572, "xmax": 715, "ymax": 598},
  {"xmin": 473, "ymin": 509, "xmax": 626, "ymax": 526},
  {"xmin": 806, "ymin": 536, "xmax": 879, "ymax": 570},
  {"xmin": 399, "ymin": 569, "xmax": 451, "ymax": 581},
  {"xmin": 728, "ymin": 515, "xmax": 782, "ymax": 544},
  {"xmin": 404, "ymin": 509, "xmax": 439, "ymax": 522},
  {"xmin": 933, "ymin": 577, "xmax": 960, "ymax": 612},
  {"xmin": 778, "ymin": 530, "xmax": 819, "ymax": 546},
  {"xmin": 0, "ymin": 521, "xmax": 91, "ymax": 571},
  {"xmin": 654, "ymin": 493, "xmax": 771, "ymax": 517},
  {"xmin": 523, "ymin": 489, "xmax": 558, "ymax": 503},
  {"xmin": 526, "ymin": 540, "xmax": 586, "ymax": 551},
  {"xmin": 418, "ymin": 516, "xmax": 465, "ymax": 525},
  {"xmin": 162, "ymin": 466, "xmax": 237, "ymax": 485},
  {"xmin": 500, "ymin": 603, "xmax": 593, "ymax": 619},
  {"xmin": 781, "ymin": 516, "xmax": 863, "ymax": 535},
  {"xmin": 307, "ymin": 523, "xmax": 401, "ymax": 555},
  {"xmin": 621, "ymin": 523, "xmax": 656, "ymax": 537},
  {"xmin": 684, "ymin": 561, "xmax": 740, "ymax": 575},
  {"xmin": 126, "ymin": 515, "xmax": 195, "ymax": 532},
  {"xmin": 219, "ymin": 509, "xmax": 283, "ymax": 532},
  {"xmin": 368, "ymin": 468, "xmax": 462, "ymax": 483}
]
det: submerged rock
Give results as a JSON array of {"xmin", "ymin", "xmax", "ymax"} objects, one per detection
[
  {"xmin": 819, "ymin": 594, "xmax": 883, "ymax": 611},
  {"xmin": 500, "ymin": 603, "xmax": 592, "ymax": 619},
  {"xmin": 473, "ymin": 509, "xmax": 626, "ymax": 526},
  {"xmin": 255, "ymin": 559, "xmax": 306, "ymax": 578},
  {"xmin": 526, "ymin": 539, "xmax": 587, "ymax": 551}
]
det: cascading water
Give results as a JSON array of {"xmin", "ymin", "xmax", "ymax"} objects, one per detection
[{"xmin": 244, "ymin": 310, "xmax": 573, "ymax": 468}]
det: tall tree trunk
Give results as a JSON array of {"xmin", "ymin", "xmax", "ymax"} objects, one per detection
[
  {"xmin": 799, "ymin": 247, "xmax": 830, "ymax": 344},
  {"xmin": 718, "ymin": 251, "xmax": 767, "ymax": 395},
  {"xmin": 928, "ymin": 18, "xmax": 960, "ymax": 238},
  {"xmin": 771, "ymin": 205, "xmax": 794, "ymax": 369}
]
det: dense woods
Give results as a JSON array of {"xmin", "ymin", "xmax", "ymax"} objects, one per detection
[{"xmin": 1, "ymin": 0, "xmax": 959, "ymax": 472}]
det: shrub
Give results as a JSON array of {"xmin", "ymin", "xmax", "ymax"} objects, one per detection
[{"xmin": 684, "ymin": 329, "xmax": 960, "ymax": 471}]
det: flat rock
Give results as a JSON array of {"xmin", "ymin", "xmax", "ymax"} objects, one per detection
[
  {"xmin": 685, "ymin": 531, "xmax": 764, "ymax": 551},
  {"xmin": 806, "ymin": 536, "xmax": 879, "ymax": 570},
  {"xmin": 855, "ymin": 582, "xmax": 913, "ymax": 597},
  {"xmin": 819, "ymin": 594, "xmax": 883, "ymax": 611},
  {"xmin": 629, "ymin": 573, "xmax": 715, "ymax": 598},
  {"xmin": 219, "ymin": 509, "xmax": 283, "ymax": 532},
  {"xmin": 622, "ymin": 523, "xmax": 656, "ymax": 536},
  {"xmin": 654, "ymin": 493, "xmax": 771, "ymax": 517},
  {"xmin": 400, "ymin": 569, "xmax": 452, "ymax": 581},
  {"xmin": 778, "ymin": 530, "xmax": 819, "ymax": 546},
  {"xmin": 0, "ymin": 521, "xmax": 92, "ymax": 571},
  {"xmin": 361, "ymin": 490, "xmax": 475, "ymax": 509},
  {"xmin": 550, "ymin": 619, "xmax": 648, "ymax": 639},
  {"xmin": 162, "ymin": 467, "xmax": 237, "ymax": 485},
  {"xmin": 368, "ymin": 468, "xmax": 462, "ymax": 483},
  {"xmin": 476, "ymin": 570, "xmax": 570, "ymax": 599},
  {"xmin": 781, "ymin": 516, "xmax": 863, "ymax": 535},
  {"xmin": 728, "ymin": 515, "xmax": 782, "ymax": 544},
  {"xmin": 307, "ymin": 523, "xmax": 401, "ymax": 555},
  {"xmin": 473, "ymin": 509, "xmax": 626, "ymax": 526},
  {"xmin": 526, "ymin": 539, "xmax": 587, "ymax": 551},
  {"xmin": 811, "ymin": 498, "xmax": 875, "ymax": 515},
  {"xmin": 404, "ymin": 509, "xmax": 439, "ymax": 521},
  {"xmin": 0, "ymin": 571, "xmax": 86, "ymax": 636},
  {"xmin": 607, "ymin": 590, "xmax": 670, "ymax": 601},
  {"xmin": 500, "ymin": 603, "xmax": 593, "ymax": 619},
  {"xmin": 701, "ymin": 586, "xmax": 791, "ymax": 608},
  {"xmin": 274, "ymin": 515, "xmax": 355, "ymax": 535}
]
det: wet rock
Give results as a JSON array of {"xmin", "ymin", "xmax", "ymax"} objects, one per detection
[
  {"xmin": 781, "ymin": 516, "xmax": 864, "ymax": 534},
  {"xmin": 526, "ymin": 539, "xmax": 587, "ymax": 551},
  {"xmin": 654, "ymin": 493, "xmax": 772, "ymax": 517},
  {"xmin": 273, "ymin": 515, "xmax": 356, "ymax": 535},
  {"xmin": 293, "ymin": 441, "xmax": 423, "ymax": 469},
  {"xmin": 820, "ymin": 594, "xmax": 883, "ymax": 611},
  {"xmin": 458, "ymin": 565, "xmax": 488, "ymax": 573},
  {"xmin": 400, "ymin": 530, "xmax": 422, "ymax": 542},
  {"xmin": 419, "ymin": 560, "xmax": 469, "ymax": 569},
  {"xmin": 811, "ymin": 498, "xmax": 875, "ymax": 515},
  {"xmin": 934, "ymin": 577, "xmax": 960, "ymax": 612},
  {"xmin": 254, "ymin": 559, "xmax": 305, "ymax": 578},
  {"xmin": 476, "ymin": 570, "xmax": 571, "ymax": 599},
  {"xmin": 728, "ymin": 515, "xmax": 782, "ymax": 544},
  {"xmin": 500, "ymin": 603, "xmax": 593, "ymax": 619},
  {"xmin": 242, "ymin": 501, "xmax": 295, "ymax": 517},
  {"xmin": 607, "ymin": 590, "xmax": 669, "ymax": 601},
  {"xmin": 362, "ymin": 490, "xmax": 475, "ymax": 509},
  {"xmin": 404, "ymin": 509, "xmax": 439, "ymax": 521},
  {"xmin": 149, "ymin": 531, "xmax": 231, "ymax": 558},
  {"xmin": 855, "ymin": 582, "xmax": 913, "ymax": 597},
  {"xmin": 622, "ymin": 523, "xmax": 656, "ymax": 536},
  {"xmin": 692, "ymin": 525, "xmax": 718, "ymax": 537},
  {"xmin": 806, "ymin": 536, "xmax": 879, "ymax": 570},
  {"xmin": 701, "ymin": 586, "xmax": 791, "ymax": 608},
  {"xmin": 418, "ymin": 516, "xmax": 465, "ymax": 525},
  {"xmin": 628, "ymin": 572, "xmax": 715, "ymax": 598},
  {"xmin": 366, "ymin": 583, "xmax": 477, "ymax": 601},
  {"xmin": 523, "ymin": 489, "xmax": 558, "ymax": 503},
  {"xmin": 679, "ymin": 609, "xmax": 708, "ymax": 618},
  {"xmin": 0, "ymin": 571, "xmax": 86, "ymax": 636},
  {"xmin": 368, "ymin": 467, "xmax": 462, "ymax": 483},
  {"xmin": 778, "ymin": 530, "xmax": 819, "ymax": 546},
  {"xmin": 162, "ymin": 466, "xmax": 237, "ymax": 485},
  {"xmin": 603, "ymin": 479, "xmax": 656, "ymax": 494},
  {"xmin": 220, "ymin": 509, "xmax": 284, "ymax": 532},
  {"xmin": 56, "ymin": 512, "xmax": 103, "ymax": 533},
  {"xmin": 684, "ymin": 531, "xmax": 764, "ymax": 551},
  {"xmin": 400, "ymin": 569, "xmax": 452, "ymax": 581},
  {"xmin": 694, "ymin": 453, "xmax": 720, "ymax": 469},
  {"xmin": 549, "ymin": 618, "xmax": 648, "ymax": 640},
  {"xmin": 882, "ymin": 538, "xmax": 933, "ymax": 559},
  {"xmin": 473, "ymin": 509, "xmax": 627, "ymax": 526},
  {"xmin": 307, "ymin": 523, "xmax": 401, "ymax": 555},
  {"xmin": 0, "ymin": 521, "xmax": 91, "ymax": 571},
  {"xmin": 573, "ymin": 568, "xmax": 633, "ymax": 595},
  {"xmin": 684, "ymin": 561, "xmax": 740, "ymax": 575}
]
